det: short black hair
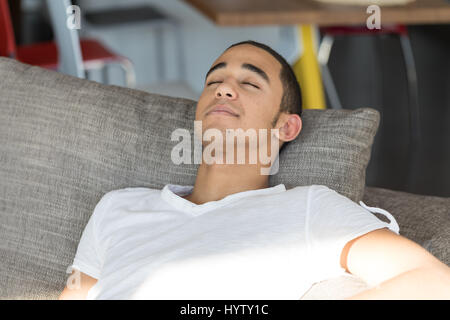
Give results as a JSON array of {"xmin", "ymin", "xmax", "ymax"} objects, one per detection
[{"xmin": 226, "ymin": 40, "xmax": 302, "ymax": 127}]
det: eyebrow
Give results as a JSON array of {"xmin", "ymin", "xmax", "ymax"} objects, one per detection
[
  {"xmin": 205, "ymin": 62, "xmax": 226, "ymax": 81},
  {"xmin": 205, "ymin": 62, "xmax": 270, "ymax": 84}
]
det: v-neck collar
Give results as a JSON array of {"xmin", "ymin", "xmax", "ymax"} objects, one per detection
[{"xmin": 161, "ymin": 183, "xmax": 286, "ymax": 216}]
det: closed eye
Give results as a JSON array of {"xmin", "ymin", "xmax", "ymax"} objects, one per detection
[
  {"xmin": 242, "ymin": 82, "xmax": 259, "ymax": 89},
  {"xmin": 206, "ymin": 81, "xmax": 259, "ymax": 89},
  {"xmin": 206, "ymin": 81, "xmax": 221, "ymax": 86}
]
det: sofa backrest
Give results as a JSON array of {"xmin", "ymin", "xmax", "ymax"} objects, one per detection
[{"xmin": 0, "ymin": 57, "xmax": 380, "ymax": 299}]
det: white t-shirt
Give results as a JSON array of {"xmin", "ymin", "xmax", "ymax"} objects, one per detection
[{"xmin": 70, "ymin": 184, "xmax": 399, "ymax": 300}]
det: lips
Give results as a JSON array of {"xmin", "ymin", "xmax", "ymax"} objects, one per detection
[{"xmin": 206, "ymin": 104, "xmax": 239, "ymax": 117}]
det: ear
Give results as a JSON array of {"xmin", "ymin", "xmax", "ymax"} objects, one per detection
[{"xmin": 276, "ymin": 113, "xmax": 302, "ymax": 143}]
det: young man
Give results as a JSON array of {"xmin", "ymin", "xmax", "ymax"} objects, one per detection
[{"xmin": 59, "ymin": 41, "xmax": 450, "ymax": 300}]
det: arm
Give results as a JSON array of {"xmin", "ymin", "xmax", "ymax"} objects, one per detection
[
  {"xmin": 340, "ymin": 228, "xmax": 450, "ymax": 299},
  {"xmin": 59, "ymin": 191, "xmax": 115, "ymax": 300},
  {"xmin": 58, "ymin": 270, "xmax": 98, "ymax": 300}
]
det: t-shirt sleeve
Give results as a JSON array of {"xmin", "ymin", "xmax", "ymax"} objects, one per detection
[
  {"xmin": 69, "ymin": 191, "xmax": 115, "ymax": 279},
  {"xmin": 306, "ymin": 185, "xmax": 400, "ymax": 282}
]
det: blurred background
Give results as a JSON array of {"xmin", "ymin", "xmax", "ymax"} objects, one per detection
[{"xmin": 4, "ymin": 0, "xmax": 450, "ymax": 197}]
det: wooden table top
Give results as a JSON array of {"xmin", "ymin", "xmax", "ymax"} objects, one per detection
[{"xmin": 183, "ymin": 0, "xmax": 450, "ymax": 26}]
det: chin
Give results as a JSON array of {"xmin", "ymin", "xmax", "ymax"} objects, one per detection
[
  {"xmin": 202, "ymin": 125, "xmax": 236, "ymax": 137},
  {"xmin": 202, "ymin": 117, "xmax": 240, "ymax": 130}
]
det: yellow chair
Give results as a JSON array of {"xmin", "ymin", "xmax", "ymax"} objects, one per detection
[{"xmin": 292, "ymin": 25, "xmax": 327, "ymax": 110}]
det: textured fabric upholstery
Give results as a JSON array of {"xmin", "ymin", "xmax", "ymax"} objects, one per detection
[
  {"xmin": 270, "ymin": 107, "xmax": 379, "ymax": 203},
  {"xmin": 0, "ymin": 57, "xmax": 448, "ymax": 300}
]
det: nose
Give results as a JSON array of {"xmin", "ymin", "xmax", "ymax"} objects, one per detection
[{"xmin": 215, "ymin": 81, "xmax": 237, "ymax": 100}]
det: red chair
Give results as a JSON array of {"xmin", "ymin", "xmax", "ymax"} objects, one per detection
[{"xmin": 0, "ymin": 0, "xmax": 135, "ymax": 87}]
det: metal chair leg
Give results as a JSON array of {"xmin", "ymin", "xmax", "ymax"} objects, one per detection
[
  {"xmin": 117, "ymin": 58, "xmax": 137, "ymax": 88},
  {"xmin": 293, "ymin": 25, "xmax": 327, "ymax": 109},
  {"xmin": 154, "ymin": 23, "xmax": 165, "ymax": 81},
  {"xmin": 101, "ymin": 64, "xmax": 109, "ymax": 85},
  {"xmin": 399, "ymin": 31, "xmax": 421, "ymax": 189},
  {"xmin": 318, "ymin": 34, "xmax": 343, "ymax": 109},
  {"xmin": 399, "ymin": 33, "xmax": 421, "ymax": 145},
  {"xmin": 45, "ymin": 0, "xmax": 84, "ymax": 78},
  {"xmin": 172, "ymin": 20, "xmax": 186, "ymax": 82}
]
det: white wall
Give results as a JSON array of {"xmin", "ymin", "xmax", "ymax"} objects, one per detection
[{"xmin": 77, "ymin": 0, "xmax": 300, "ymax": 97}]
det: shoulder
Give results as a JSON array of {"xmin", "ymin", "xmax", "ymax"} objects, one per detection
[
  {"xmin": 286, "ymin": 184, "xmax": 315, "ymax": 195},
  {"xmin": 95, "ymin": 187, "xmax": 161, "ymax": 210},
  {"xmin": 284, "ymin": 184, "xmax": 340, "ymax": 202},
  {"xmin": 103, "ymin": 186, "xmax": 161, "ymax": 197},
  {"xmin": 309, "ymin": 184, "xmax": 338, "ymax": 194},
  {"xmin": 308, "ymin": 184, "xmax": 351, "ymax": 203},
  {"xmin": 284, "ymin": 184, "xmax": 333, "ymax": 192},
  {"xmin": 282, "ymin": 185, "xmax": 313, "ymax": 202},
  {"xmin": 291, "ymin": 184, "xmax": 337, "ymax": 196}
]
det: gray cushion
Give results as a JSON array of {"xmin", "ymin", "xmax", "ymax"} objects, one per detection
[
  {"xmin": 0, "ymin": 57, "xmax": 379, "ymax": 299},
  {"xmin": 270, "ymin": 107, "xmax": 379, "ymax": 203}
]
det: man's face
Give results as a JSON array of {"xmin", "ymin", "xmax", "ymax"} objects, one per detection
[{"xmin": 196, "ymin": 44, "xmax": 284, "ymax": 135}]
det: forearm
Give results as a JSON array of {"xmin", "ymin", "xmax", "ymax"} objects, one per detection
[{"xmin": 346, "ymin": 266, "xmax": 450, "ymax": 300}]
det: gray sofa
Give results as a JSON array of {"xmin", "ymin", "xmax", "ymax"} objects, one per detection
[{"xmin": 0, "ymin": 57, "xmax": 449, "ymax": 300}]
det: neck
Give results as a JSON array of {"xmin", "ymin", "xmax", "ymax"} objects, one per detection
[{"xmin": 185, "ymin": 163, "xmax": 270, "ymax": 205}]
